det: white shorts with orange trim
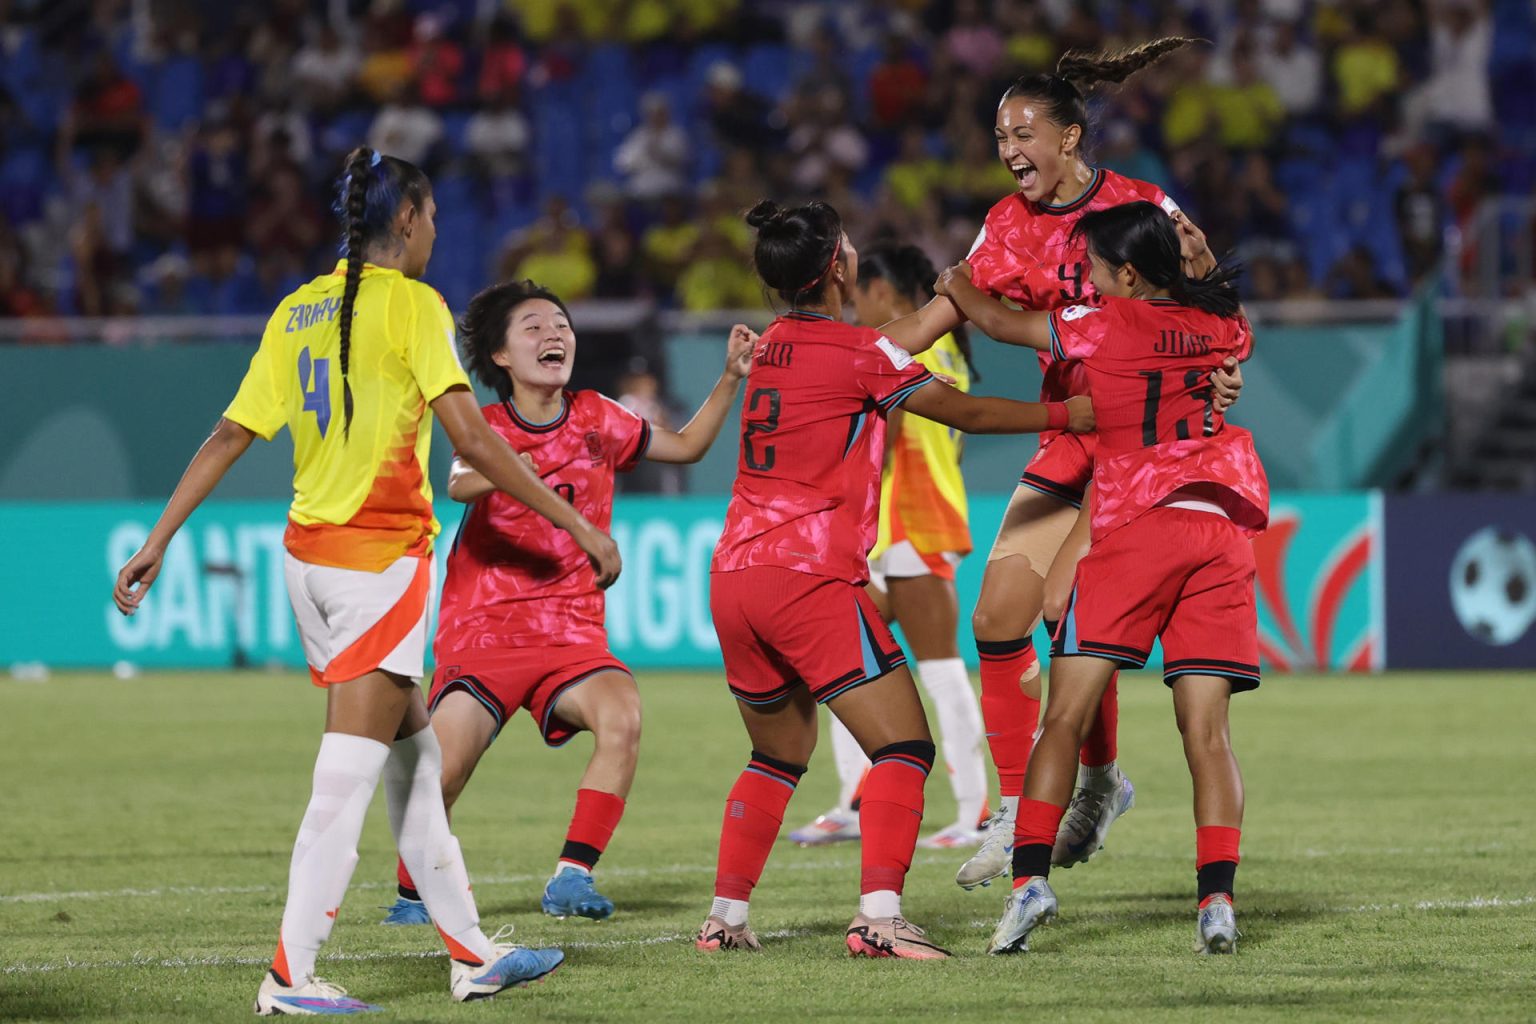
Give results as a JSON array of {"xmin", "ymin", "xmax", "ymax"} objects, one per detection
[
  {"xmin": 868, "ymin": 540, "xmax": 962, "ymax": 590},
  {"xmin": 285, "ymin": 552, "xmax": 434, "ymax": 686}
]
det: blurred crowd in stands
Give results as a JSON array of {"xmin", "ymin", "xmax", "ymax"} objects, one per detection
[{"xmin": 2, "ymin": 0, "xmax": 1534, "ymax": 326}]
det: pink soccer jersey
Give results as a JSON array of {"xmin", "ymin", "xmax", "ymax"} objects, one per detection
[
  {"xmin": 967, "ymin": 168, "xmax": 1178, "ymax": 438},
  {"xmin": 435, "ymin": 390, "xmax": 650, "ymax": 652},
  {"xmin": 711, "ymin": 312, "xmax": 935, "ymax": 585},
  {"xmin": 1046, "ymin": 296, "xmax": 1268, "ymax": 541}
]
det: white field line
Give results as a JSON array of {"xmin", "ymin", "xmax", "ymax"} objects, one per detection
[
  {"xmin": 1, "ymin": 929, "xmax": 814, "ymax": 975},
  {"xmin": 0, "ymin": 855, "xmax": 881, "ymax": 906},
  {"xmin": 4, "ymin": 893, "xmax": 1531, "ymax": 976}
]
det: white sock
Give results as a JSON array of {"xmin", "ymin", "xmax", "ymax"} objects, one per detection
[
  {"xmin": 711, "ymin": 896, "xmax": 750, "ymax": 926},
  {"xmin": 999, "ymin": 795, "xmax": 1020, "ymax": 819},
  {"xmin": 278, "ymin": 732, "xmax": 389, "ymax": 983},
  {"xmin": 829, "ymin": 716, "xmax": 870, "ymax": 812},
  {"xmin": 384, "ymin": 725, "xmax": 493, "ymax": 963},
  {"xmin": 554, "ymin": 860, "xmax": 591, "ymax": 877},
  {"xmin": 915, "ymin": 658, "xmax": 987, "ymax": 828},
  {"xmin": 859, "ymin": 889, "xmax": 901, "ymax": 919},
  {"xmin": 1083, "ymin": 760, "xmax": 1121, "ymax": 788}
]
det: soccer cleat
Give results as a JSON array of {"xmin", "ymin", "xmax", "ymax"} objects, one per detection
[
  {"xmin": 254, "ymin": 971, "xmax": 381, "ymax": 1015},
  {"xmin": 380, "ymin": 896, "xmax": 430, "ymax": 926},
  {"xmin": 541, "ymin": 869, "xmax": 615, "ymax": 921},
  {"xmin": 844, "ymin": 914, "xmax": 951, "ymax": 960},
  {"xmin": 986, "ymin": 876, "xmax": 1059, "ymax": 955},
  {"xmin": 916, "ymin": 823, "xmax": 985, "ymax": 850},
  {"xmin": 450, "ymin": 931, "xmax": 564, "ymax": 1002},
  {"xmin": 1195, "ymin": 895, "xmax": 1239, "ymax": 955},
  {"xmin": 1052, "ymin": 770, "xmax": 1135, "ymax": 868},
  {"xmin": 695, "ymin": 916, "xmax": 762, "ymax": 952},
  {"xmin": 956, "ymin": 804, "xmax": 1015, "ymax": 889},
  {"xmin": 787, "ymin": 807, "xmax": 860, "ymax": 846}
]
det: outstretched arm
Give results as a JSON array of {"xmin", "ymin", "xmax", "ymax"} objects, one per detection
[
  {"xmin": 934, "ymin": 261, "xmax": 1052, "ymax": 350},
  {"xmin": 645, "ymin": 324, "xmax": 756, "ymax": 464},
  {"xmin": 878, "ymin": 293, "xmax": 966, "ymax": 355},
  {"xmin": 114, "ymin": 417, "xmax": 256, "ymax": 614},
  {"xmin": 901, "ymin": 383, "xmax": 1093, "ymax": 436}
]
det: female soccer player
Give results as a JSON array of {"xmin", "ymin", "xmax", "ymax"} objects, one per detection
[
  {"xmin": 381, "ymin": 280, "xmax": 754, "ymax": 926},
  {"xmin": 934, "ymin": 200, "xmax": 1266, "ymax": 955},
  {"xmin": 112, "ymin": 148, "xmax": 621, "ymax": 1014},
  {"xmin": 879, "ymin": 40, "xmax": 1244, "ymax": 890},
  {"xmin": 697, "ymin": 199, "xmax": 1092, "ymax": 961},
  {"xmin": 788, "ymin": 242, "xmax": 989, "ymax": 851}
]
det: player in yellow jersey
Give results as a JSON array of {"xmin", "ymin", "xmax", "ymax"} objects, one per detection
[
  {"xmin": 788, "ymin": 242, "xmax": 989, "ymax": 850},
  {"xmin": 112, "ymin": 148, "xmax": 620, "ymax": 1015}
]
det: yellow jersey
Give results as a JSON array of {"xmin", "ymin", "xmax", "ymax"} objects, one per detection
[
  {"xmin": 872, "ymin": 332, "xmax": 972, "ymax": 559},
  {"xmin": 224, "ymin": 262, "xmax": 470, "ymax": 572}
]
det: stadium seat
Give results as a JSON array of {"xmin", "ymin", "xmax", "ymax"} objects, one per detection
[
  {"xmin": 149, "ymin": 55, "xmax": 205, "ymax": 133},
  {"xmin": 742, "ymin": 42, "xmax": 794, "ymax": 101}
]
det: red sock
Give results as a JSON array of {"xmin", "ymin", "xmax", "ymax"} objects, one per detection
[
  {"xmin": 977, "ymin": 637, "xmax": 1042, "ymax": 798},
  {"xmin": 1080, "ymin": 672, "xmax": 1119, "ymax": 767},
  {"xmin": 1010, "ymin": 798, "xmax": 1066, "ymax": 887},
  {"xmin": 1196, "ymin": 825, "xmax": 1241, "ymax": 904},
  {"xmin": 714, "ymin": 752, "xmax": 805, "ymax": 900},
  {"xmin": 859, "ymin": 742, "xmax": 934, "ymax": 894},
  {"xmin": 559, "ymin": 788, "xmax": 626, "ymax": 871},
  {"xmin": 395, "ymin": 857, "xmax": 418, "ymax": 900}
]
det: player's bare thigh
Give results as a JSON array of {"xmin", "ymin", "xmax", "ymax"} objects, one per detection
[
  {"xmin": 426, "ymin": 690, "xmax": 499, "ymax": 809},
  {"xmin": 972, "ymin": 485, "xmax": 1079, "ymax": 640},
  {"xmin": 324, "ymin": 669, "xmax": 420, "ymax": 743},
  {"xmin": 887, "ymin": 574, "xmax": 960, "ymax": 661}
]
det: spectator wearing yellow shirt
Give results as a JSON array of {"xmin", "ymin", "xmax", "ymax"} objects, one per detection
[
  {"xmin": 1212, "ymin": 47, "xmax": 1285, "ymax": 151},
  {"xmin": 676, "ymin": 225, "xmax": 763, "ymax": 312},
  {"xmin": 641, "ymin": 194, "xmax": 700, "ymax": 295},
  {"xmin": 1333, "ymin": 13, "xmax": 1400, "ymax": 117},
  {"xmin": 883, "ymin": 127, "xmax": 945, "ymax": 212},
  {"xmin": 1162, "ymin": 47, "xmax": 1218, "ymax": 150}
]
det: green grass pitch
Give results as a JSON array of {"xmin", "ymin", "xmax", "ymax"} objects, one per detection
[{"xmin": 2, "ymin": 671, "xmax": 1533, "ymax": 1022}]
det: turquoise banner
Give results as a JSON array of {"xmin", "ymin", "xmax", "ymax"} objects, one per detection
[{"xmin": 1, "ymin": 494, "xmax": 1380, "ymax": 673}]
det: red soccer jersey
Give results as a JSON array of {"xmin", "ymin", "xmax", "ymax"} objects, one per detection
[
  {"xmin": 1047, "ymin": 296, "xmax": 1269, "ymax": 541},
  {"xmin": 967, "ymin": 169, "xmax": 1178, "ymax": 431},
  {"xmin": 435, "ymin": 390, "xmax": 651, "ymax": 652},
  {"xmin": 712, "ymin": 312, "xmax": 936, "ymax": 584}
]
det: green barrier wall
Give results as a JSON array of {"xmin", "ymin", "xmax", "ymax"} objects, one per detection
[
  {"xmin": 1, "ymin": 296, "xmax": 1440, "ymax": 502},
  {"xmin": 0, "ymin": 493, "xmax": 1379, "ymax": 673}
]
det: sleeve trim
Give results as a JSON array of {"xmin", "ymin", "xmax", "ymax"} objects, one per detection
[{"xmin": 877, "ymin": 370, "xmax": 936, "ymax": 411}]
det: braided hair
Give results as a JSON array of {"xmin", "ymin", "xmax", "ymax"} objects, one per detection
[
  {"xmin": 332, "ymin": 147, "xmax": 432, "ymax": 439},
  {"xmin": 1001, "ymin": 37, "xmax": 1196, "ymax": 154},
  {"xmin": 859, "ymin": 241, "xmax": 979, "ymax": 382}
]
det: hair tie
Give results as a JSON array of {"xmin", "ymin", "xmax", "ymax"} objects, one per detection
[
  {"xmin": 369, "ymin": 151, "xmax": 382, "ymax": 167},
  {"xmin": 796, "ymin": 237, "xmax": 843, "ymax": 295}
]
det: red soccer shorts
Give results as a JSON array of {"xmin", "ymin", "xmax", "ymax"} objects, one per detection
[
  {"xmin": 710, "ymin": 565, "xmax": 907, "ymax": 705},
  {"xmin": 1020, "ymin": 431, "xmax": 1097, "ymax": 508},
  {"xmin": 429, "ymin": 643, "xmax": 631, "ymax": 746},
  {"xmin": 1052, "ymin": 507, "xmax": 1261, "ymax": 692}
]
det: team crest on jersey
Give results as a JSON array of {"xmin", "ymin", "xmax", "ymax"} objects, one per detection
[{"xmin": 584, "ymin": 431, "xmax": 606, "ymax": 463}]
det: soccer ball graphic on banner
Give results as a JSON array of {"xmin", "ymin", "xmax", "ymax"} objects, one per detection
[{"xmin": 1448, "ymin": 527, "xmax": 1536, "ymax": 646}]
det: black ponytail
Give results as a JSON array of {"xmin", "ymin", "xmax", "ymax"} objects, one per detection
[
  {"xmin": 746, "ymin": 199, "xmax": 845, "ymax": 307},
  {"xmin": 860, "ymin": 241, "xmax": 979, "ymax": 382},
  {"xmin": 331, "ymin": 146, "xmax": 433, "ymax": 441},
  {"xmin": 1072, "ymin": 201, "xmax": 1242, "ymax": 318}
]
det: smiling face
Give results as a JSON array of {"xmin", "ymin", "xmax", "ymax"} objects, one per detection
[
  {"xmin": 1086, "ymin": 248, "xmax": 1135, "ymax": 299},
  {"xmin": 491, "ymin": 298, "xmax": 576, "ymax": 390},
  {"xmin": 994, "ymin": 96, "xmax": 1080, "ymax": 203}
]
